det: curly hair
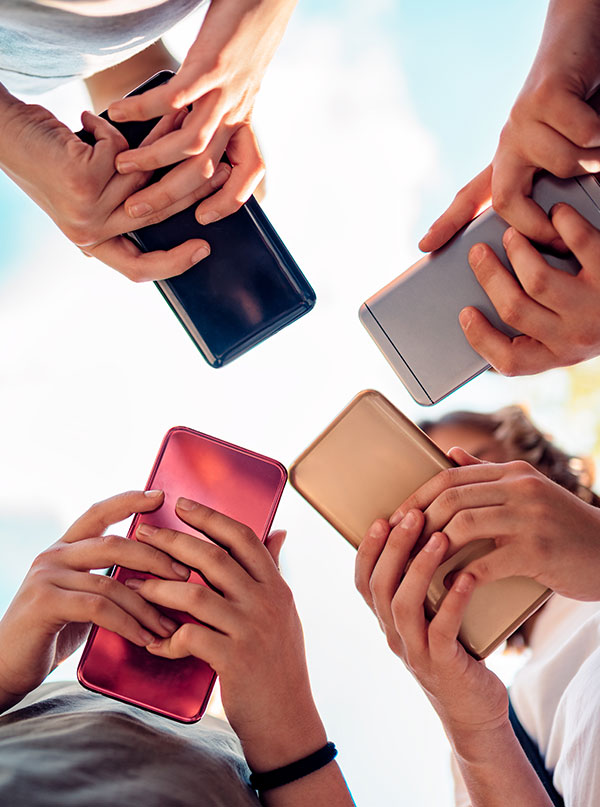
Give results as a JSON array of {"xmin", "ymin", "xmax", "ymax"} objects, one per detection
[
  {"xmin": 419, "ymin": 405, "xmax": 599, "ymax": 506},
  {"xmin": 419, "ymin": 406, "xmax": 599, "ymax": 649}
]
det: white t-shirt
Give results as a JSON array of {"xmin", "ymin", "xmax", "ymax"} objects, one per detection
[
  {"xmin": 453, "ymin": 595, "xmax": 600, "ymax": 807},
  {"xmin": 0, "ymin": 0, "xmax": 207, "ymax": 95}
]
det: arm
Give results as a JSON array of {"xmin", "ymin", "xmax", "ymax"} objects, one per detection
[
  {"xmin": 106, "ymin": 0, "xmax": 297, "ymax": 227},
  {"xmin": 355, "ymin": 512, "xmax": 552, "ymax": 807},
  {"xmin": 422, "ymin": 0, "xmax": 600, "ymax": 252},
  {"xmin": 0, "ymin": 490, "xmax": 186, "ymax": 714},
  {"xmin": 85, "ymin": 40, "xmax": 179, "ymax": 113},
  {"xmin": 390, "ymin": 447, "xmax": 600, "ymax": 601},
  {"xmin": 129, "ymin": 499, "xmax": 354, "ymax": 807}
]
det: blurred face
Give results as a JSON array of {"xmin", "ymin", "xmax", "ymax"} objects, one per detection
[{"xmin": 426, "ymin": 423, "xmax": 509, "ymax": 463}]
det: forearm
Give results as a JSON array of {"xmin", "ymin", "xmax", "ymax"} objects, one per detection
[
  {"xmin": 84, "ymin": 40, "xmax": 179, "ymax": 112},
  {"xmin": 450, "ymin": 722, "xmax": 552, "ymax": 807},
  {"xmin": 528, "ymin": 0, "xmax": 600, "ymax": 90}
]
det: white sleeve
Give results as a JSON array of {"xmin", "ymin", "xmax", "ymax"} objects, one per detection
[{"xmin": 550, "ymin": 647, "xmax": 600, "ymax": 806}]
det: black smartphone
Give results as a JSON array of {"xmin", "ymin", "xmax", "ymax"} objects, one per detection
[{"xmin": 77, "ymin": 71, "xmax": 316, "ymax": 367}]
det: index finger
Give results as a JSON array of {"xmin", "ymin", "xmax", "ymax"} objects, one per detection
[
  {"xmin": 418, "ymin": 165, "xmax": 492, "ymax": 252},
  {"xmin": 108, "ymin": 70, "xmax": 206, "ymax": 123},
  {"xmin": 389, "ymin": 464, "xmax": 503, "ymax": 527},
  {"xmin": 62, "ymin": 490, "xmax": 164, "ymax": 543},
  {"xmin": 174, "ymin": 498, "xmax": 274, "ymax": 581},
  {"xmin": 491, "ymin": 151, "xmax": 558, "ymax": 244}
]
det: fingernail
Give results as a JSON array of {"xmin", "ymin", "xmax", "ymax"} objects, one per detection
[
  {"xmin": 177, "ymin": 496, "xmax": 199, "ymax": 511},
  {"xmin": 117, "ymin": 161, "xmax": 139, "ymax": 174},
  {"xmin": 419, "ymin": 227, "xmax": 432, "ymax": 244},
  {"xmin": 137, "ymin": 523, "xmax": 157, "ymax": 538},
  {"xmin": 502, "ymin": 227, "xmax": 515, "ymax": 246},
  {"xmin": 147, "ymin": 638, "xmax": 163, "ymax": 649},
  {"xmin": 459, "ymin": 308, "xmax": 473, "ymax": 330},
  {"xmin": 367, "ymin": 520, "xmax": 387, "ymax": 539},
  {"xmin": 159, "ymin": 615, "xmax": 178, "ymax": 633},
  {"xmin": 108, "ymin": 108, "xmax": 126, "ymax": 122},
  {"xmin": 198, "ymin": 211, "xmax": 220, "ymax": 225},
  {"xmin": 139, "ymin": 629, "xmax": 154, "ymax": 644},
  {"xmin": 125, "ymin": 578, "xmax": 143, "ymax": 590},
  {"xmin": 172, "ymin": 561, "xmax": 189, "ymax": 579},
  {"xmin": 144, "ymin": 489, "xmax": 163, "ymax": 498},
  {"xmin": 129, "ymin": 202, "xmax": 152, "ymax": 218},
  {"xmin": 424, "ymin": 532, "xmax": 444, "ymax": 553},
  {"xmin": 469, "ymin": 244, "xmax": 485, "ymax": 267},
  {"xmin": 400, "ymin": 511, "xmax": 418, "ymax": 530},
  {"xmin": 389, "ymin": 510, "xmax": 404, "ymax": 527},
  {"xmin": 191, "ymin": 245, "xmax": 210, "ymax": 264},
  {"xmin": 455, "ymin": 572, "xmax": 474, "ymax": 593},
  {"xmin": 211, "ymin": 165, "xmax": 230, "ymax": 187}
]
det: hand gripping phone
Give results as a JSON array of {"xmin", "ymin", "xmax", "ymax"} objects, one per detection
[
  {"xmin": 77, "ymin": 426, "xmax": 287, "ymax": 722},
  {"xmin": 360, "ymin": 172, "xmax": 600, "ymax": 405},
  {"xmin": 77, "ymin": 71, "xmax": 316, "ymax": 367},
  {"xmin": 289, "ymin": 390, "xmax": 550, "ymax": 659}
]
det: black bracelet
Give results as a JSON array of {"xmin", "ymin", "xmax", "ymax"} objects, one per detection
[{"xmin": 249, "ymin": 741, "xmax": 338, "ymax": 792}]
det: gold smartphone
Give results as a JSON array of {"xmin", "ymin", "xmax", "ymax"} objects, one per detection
[{"xmin": 290, "ymin": 390, "xmax": 550, "ymax": 659}]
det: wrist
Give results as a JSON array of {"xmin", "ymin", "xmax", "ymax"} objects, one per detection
[{"xmin": 239, "ymin": 701, "xmax": 328, "ymax": 773}]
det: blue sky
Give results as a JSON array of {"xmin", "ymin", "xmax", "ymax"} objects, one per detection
[{"xmin": 0, "ymin": 2, "xmax": 587, "ymax": 805}]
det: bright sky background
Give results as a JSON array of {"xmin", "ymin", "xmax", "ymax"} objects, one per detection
[{"xmin": 2, "ymin": 1, "xmax": 600, "ymax": 805}]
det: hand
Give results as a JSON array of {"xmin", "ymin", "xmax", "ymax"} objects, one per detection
[
  {"xmin": 356, "ymin": 510, "xmax": 553, "ymax": 806},
  {"xmin": 390, "ymin": 447, "xmax": 600, "ymax": 601},
  {"xmin": 457, "ymin": 203, "xmax": 600, "ymax": 375},
  {"xmin": 127, "ymin": 498, "xmax": 328, "ymax": 773},
  {"xmin": 355, "ymin": 510, "xmax": 507, "ymax": 733},
  {"xmin": 0, "ymin": 490, "xmax": 190, "ymax": 714},
  {"xmin": 108, "ymin": 0, "xmax": 297, "ymax": 226},
  {"xmin": 0, "ymin": 87, "xmax": 218, "ymax": 281},
  {"xmin": 420, "ymin": 1, "xmax": 600, "ymax": 252}
]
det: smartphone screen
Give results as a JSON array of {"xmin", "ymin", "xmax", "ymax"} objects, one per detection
[{"xmin": 78, "ymin": 427, "xmax": 287, "ymax": 722}]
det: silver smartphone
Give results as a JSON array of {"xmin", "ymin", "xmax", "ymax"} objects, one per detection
[{"xmin": 360, "ymin": 173, "xmax": 600, "ymax": 405}]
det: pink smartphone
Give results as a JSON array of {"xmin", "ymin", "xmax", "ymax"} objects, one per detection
[{"xmin": 77, "ymin": 426, "xmax": 287, "ymax": 723}]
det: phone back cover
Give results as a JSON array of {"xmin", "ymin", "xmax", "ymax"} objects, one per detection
[
  {"xmin": 78, "ymin": 427, "xmax": 287, "ymax": 722},
  {"xmin": 290, "ymin": 391, "xmax": 549, "ymax": 658},
  {"xmin": 361, "ymin": 174, "xmax": 600, "ymax": 404}
]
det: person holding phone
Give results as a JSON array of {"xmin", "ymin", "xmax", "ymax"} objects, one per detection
[
  {"xmin": 0, "ymin": 489, "xmax": 354, "ymax": 807},
  {"xmin": 356, "ymin": 406, "xmax": 600, "ymax": 806},
  {"xmin": 0, "ymin": 0, "xmax": 296, "ymax": 281},
  {"xmin": 420, "ymin": 0, "xmax": 600, "ymax": 378}
]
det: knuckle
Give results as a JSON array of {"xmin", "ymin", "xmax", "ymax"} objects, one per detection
[
  {"xmin": 497, "ymin": 297, "xmax": 524, "ymax": 329},
  {"xmin": 100, "ymin": 533, "xmax": 121, "ymax": 551},
  {"xmin": 454, "ymin": 508, "xmax": 476, "ymax": 533},
  {"xmin": 84, "ymin": 593, "xmax": 109, "ymax": 620},
  {"xmin": 525, "ymin": 266, "xmax": 547, "ymax": 298},
  {"xmin": 549, "ymin": 152, "xmax": 576, "ymax": 179},
  {"xmin": 440, "ymin": 485, "xmax": 462, "ymax": 511}
]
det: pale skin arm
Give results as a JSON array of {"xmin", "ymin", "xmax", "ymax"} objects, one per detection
[
  {"xmin": 130, "ymin": 500, "xmax": 354, "ymax": 807},
  {"xmin": 355, "ymin": 510, "xmax": 551, "ymax": 807},
  {"xmin": 84, "ymin": 40, "xmax": 179, "ymax": 113}
]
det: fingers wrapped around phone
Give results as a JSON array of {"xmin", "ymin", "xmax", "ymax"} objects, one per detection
[
  {"xmin": 42, "ymin": 568, "xmax": 177, "ymax": 646},
  {"xmin": 388, "ymin": 456, "xmax": 496, "ymax": 530},
  {"xmin": 355, "ymin": 510, "xmax": 424, "ymax": 635},
  {"xmin": 390, "ymin": 532, "xmax": 476, "ymax": 666},
  {"xmin": 128, "ymin": 499, "xmax": 281, "ymax": 660}
]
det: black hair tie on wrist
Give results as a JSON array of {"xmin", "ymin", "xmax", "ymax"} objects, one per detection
[{"xmin": 249, "ymin": 741, "xmax": 338, "ymax": 792}]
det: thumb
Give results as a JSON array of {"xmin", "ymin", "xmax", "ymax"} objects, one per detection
[
  {"xmin": 448, "ymin": 446, "xmax": 486, "ymax": 467},
  {"xmin": 265, "ymin": 530, "xmax": 287, "ymax": 568}
]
